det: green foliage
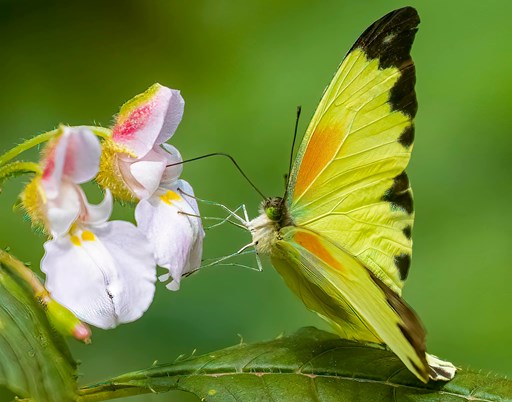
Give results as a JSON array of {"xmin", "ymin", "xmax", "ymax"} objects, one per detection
[
  {"xmin": 0, "ymin": 264, "xmax": 77, "ymax": 402},
  {"xmin": 79, "ymin": 327, "xmax": 512, "ymax": 402}
]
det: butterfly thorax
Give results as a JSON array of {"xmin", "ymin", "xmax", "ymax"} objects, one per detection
[{"xmin": 248, "ymin": 197, "xmax": 293, "ymax": 255}]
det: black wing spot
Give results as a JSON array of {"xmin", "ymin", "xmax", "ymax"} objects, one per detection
[
  {"xmin": 389, "ymin": 63, "xmax": 417, "ymax": 117},
  {"xmin": 382, "ymin": 172, "xmax": 414, "ymax": 214},
  {"xmin": 394, "ymin": 253, "xmax": 411, "ymax": 280},
  {"xmin": 398, "ymin": 125, "xmax": 415, "ymax": 148},
  {"xmin": 402, "ymin": 225, "xmax": 412, "ymax": 240}
]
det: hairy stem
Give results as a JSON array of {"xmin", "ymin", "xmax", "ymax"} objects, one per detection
[
  {"xmin": 0, "ymin": 129, "xmax": 59, "ymax": 167},
  {"xmin": 84, "ymin": 126, "xmax": 112, "ymax": 139},
  {"xmin": 0, "ymin": 161, "xmax": 41, "ymax": 182},
  {"xmin": 0, "ymin": 126, "xmax": 111, "ymax": 168},
  {"xmin": 0, "ymin": 249, "xmax": 48, "ymax": 299}
]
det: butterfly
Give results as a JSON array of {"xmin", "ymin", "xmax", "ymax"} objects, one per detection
[{"xmin": 246, "ymin": 7, "xmax": 456, "ymax": 383}]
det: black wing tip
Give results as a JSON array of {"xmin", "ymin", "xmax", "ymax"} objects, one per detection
[
  {"xmin": 348, "ymin": 8, "xmax": 420, "ymax": 119},
  {"xmin": 351, "ymin": 7, "xmax": 420, "ymax": 60}
]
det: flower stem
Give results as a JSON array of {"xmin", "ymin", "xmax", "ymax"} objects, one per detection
[
  {"xmin": 0, "ymin": 126, "xmax": 112, "ymax": 168},
  {"xmin": 85, "ymin": 126, "xmax": 112, "ymax": 139},
  {"xmin": 0, "ymin": 249, "xmax": 47, "ymax": 299},
  {"xmin": 0, "ymin": 129, "xmax": 59, "ymax": 167},
  {"xmin": 0, "ymin": 161, "xmax": 41, "ymax": 182}
]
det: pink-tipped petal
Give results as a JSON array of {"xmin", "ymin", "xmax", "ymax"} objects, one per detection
[
  {"xmin": 43, "ymin": 127, "xmax": 100, "ymax": 196},
  {"xmin": 112, "ymin": 84, "xmax": 184, "ymax": 158},
  {"xmin": 65, "ymin": 127, "xmax": 101, "ymax": 184}
]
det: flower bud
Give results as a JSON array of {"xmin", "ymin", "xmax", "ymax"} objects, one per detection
[{"xmin": 45, "ymin": 297, "xmax": 92, "ymax": 343}]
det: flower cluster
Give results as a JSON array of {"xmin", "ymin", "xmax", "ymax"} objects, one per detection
[{"xmin": 21, "ymin": 84, "xmax": 204, "ymax": 330}]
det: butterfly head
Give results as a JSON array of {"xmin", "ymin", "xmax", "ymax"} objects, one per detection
[
  {"xmin": 261, "ymin": 197, "xmax": 294, "ymax": 228},
  {"xmin": 263, "ymin": 197, "xmax": 284, "ymax": 222}
]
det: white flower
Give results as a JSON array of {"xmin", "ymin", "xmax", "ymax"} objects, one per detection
[
  {"xmin": 135, "ymin": 179, "xmax": 204, "ymax": 290},
  {"xmin": 34, "ymin": 126, "xmax": 156, "ymax": 329},
  {"xmin": 99, "ymin": 83, "xmax": 185, "ymax": 200},
  {"xmin": 98, "ymin": 84, "xmax": 204, "ymax": 289}
]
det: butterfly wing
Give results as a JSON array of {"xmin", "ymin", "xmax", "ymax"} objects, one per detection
[
  {"xmin": 272, "ymin": 226, "xmax": 430, "ymax": 382},
  {"xmin": 287, "ymin": 7, "xmax": 419, "ymax": 294}
]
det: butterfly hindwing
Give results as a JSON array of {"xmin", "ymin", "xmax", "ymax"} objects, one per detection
[
  {"xmin": 272, "ymin": 226, "xmax": 430, "ymax": 382},
  {"xmin": 287, "ymin": 7, "xmax": 419, "ymax": 294}
]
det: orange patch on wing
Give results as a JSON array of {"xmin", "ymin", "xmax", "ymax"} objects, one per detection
[
  {"xmin": 294, "ymin": 124, "xmax": 343, "ymax": 198},
  {"xmin": 294, "ymin": 231, "xmax": 344, "ymax": 272}
]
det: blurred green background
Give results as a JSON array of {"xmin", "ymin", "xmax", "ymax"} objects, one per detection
[{"xmin": 0, "ymin": 0, "xmax": 510, "ymax": 400}]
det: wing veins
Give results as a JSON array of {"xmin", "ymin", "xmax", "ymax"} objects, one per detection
[
  {"xmin": 295, "ymin": 154, "xmax": 408, "ymax": 212},
  {"xmin": 299, "ymin": 251, "xmax": 382, "ymax": 340},
  {"xmin": 294, "ymin": 79, "xmax": 406, "ymax": 203},
  {"xmin": 335, "ymin": 69, "xmax": 399, "ymax": 110},
  {"xmin": 334, "ymin": 139, "xmax": 397, "ymax": 161}
]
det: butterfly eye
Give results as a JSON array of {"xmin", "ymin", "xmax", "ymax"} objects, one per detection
[{"xmin": 265, "ymin": 206, "xmax": 282, "ymax": 222}]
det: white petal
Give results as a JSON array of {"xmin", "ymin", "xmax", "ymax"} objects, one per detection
[
  {"xmin": 175, "ymin": 179, "xmax": 205, "ymax": 257},
  {"xmin": 65, "ymin": 127, "xmax": 101, "ymax": 184},
  {"xmin": 42, "ymin": 131, "xmax": 68, "ymax": 199},
  {"xmin": 45, "ymin": 181, "xmax": 81, "ymax": 238},
  {"xmin": 83, "ymin": 189, "xmax": 113, "ymax": 225},
  {"xmin": 128, "ymin": 148, "xmax": 168, "ymax": 199},
  {"xmin": 155, "ymin": 88, "xmax": 184, "ymax": 145},
  {"xmin": 135, "ymin": 188, "xmax": 201, "ymax": 290},
  {"xmin": 93, "ymin": 221, "xmax": 156, "ymax": 324},
  {"xmin": 42, "ymin": 222, "xmax": 156, "ymax": 329},
  {"xmin": 158, "ymin": 144, "xmax": 183, "ymax": 186},
  {"xmin": 43, "ymin": 127, "xmax": 100, "ymax": 197},
  {"xmin": 176, "ymin": 180, "xmax": 202, "ymax": 223}
]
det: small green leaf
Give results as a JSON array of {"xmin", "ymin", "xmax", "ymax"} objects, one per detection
[
  {"xmin": 0, "ymin": 265, "xmax": 77, "ymax": 401},
  {"xmin": 79, "ymin": 327, "xmax": 511, "ymax": 401}
]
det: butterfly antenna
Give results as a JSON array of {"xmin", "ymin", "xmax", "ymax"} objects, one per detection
[
  {"xmin": 167, "ymin": 152, "xmax": 266, "ymax": 200},
  {"xmin": 282, "ymin": 106, "xmax": 302, "ymax": 203}
]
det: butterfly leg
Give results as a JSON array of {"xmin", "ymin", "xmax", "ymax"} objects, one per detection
[
  {"xmin": 204, "ymin": 204, "xmax": 247, "ymax": 230},
  {"xmin": 195, "ymin": 197, "xmax": 249, "ymax": 226}
]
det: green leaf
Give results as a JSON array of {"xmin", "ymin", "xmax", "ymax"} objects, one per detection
[
  {"xmin": 79, "ymin": 327, "xmax": 511, "ymax": 402},
  {"xmin": 0, "ymin": 264, "xmax": 77, "ymax": 401}
]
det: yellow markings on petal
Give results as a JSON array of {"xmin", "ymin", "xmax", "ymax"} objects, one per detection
[
  {"xmin": 116, "ymin": 83, "xmax": 161, "ymax": 124},
  {"xmin": 81, "ymin": 231, "xmax": 95, "ymax": 241},
  {"xmin": 160, "ymin": 190, "xmax": 181, "ymax": 205},
  {"xmin": 70, "ymin": 235, "xmax": 81, "ymax": 246}
]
